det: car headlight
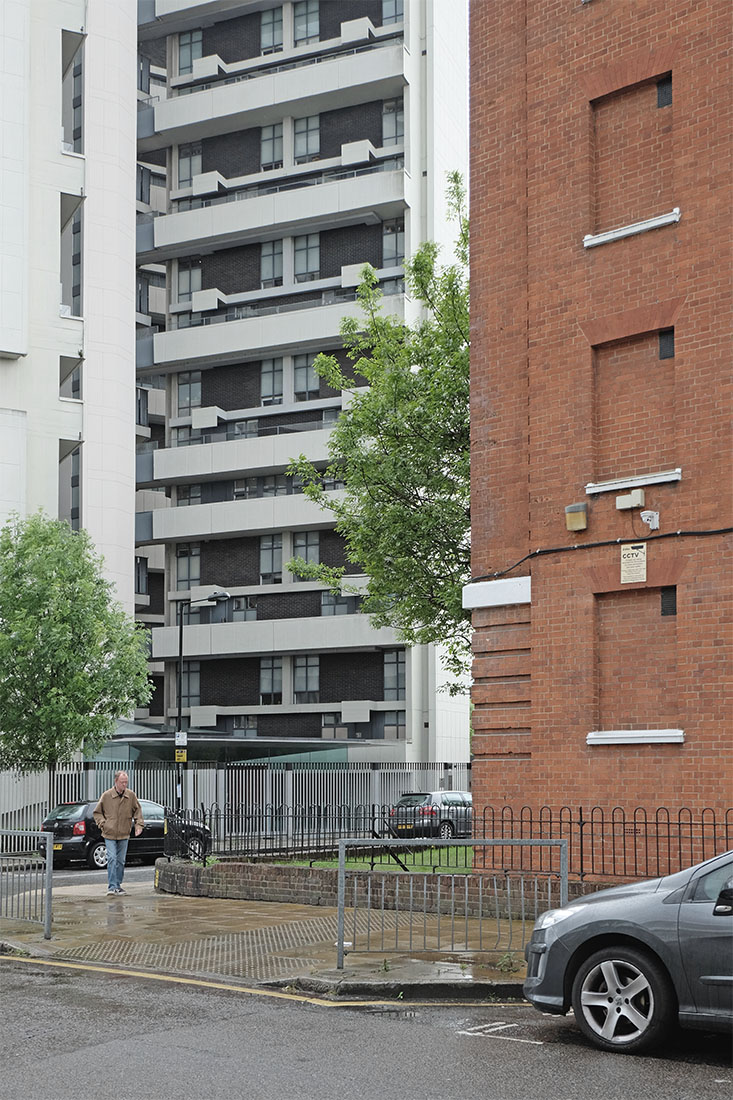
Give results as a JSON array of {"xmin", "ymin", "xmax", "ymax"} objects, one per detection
[{"xmin": 534, "ymin": 907, "xmax": 581, "ymax": 930}]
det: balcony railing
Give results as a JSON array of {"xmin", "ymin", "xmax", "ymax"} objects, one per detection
[{"xmin": 171, "ymin": 414, "xmax": 337, "ymax": 448}]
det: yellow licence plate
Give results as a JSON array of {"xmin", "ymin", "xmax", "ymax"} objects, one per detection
[
  {"xmin": 397, "ymin": 824, "xmax": 411, "ymax": 829},
  {"xmin": 53, "ymin": 844, "xmax": 63, "ymax": 850}
]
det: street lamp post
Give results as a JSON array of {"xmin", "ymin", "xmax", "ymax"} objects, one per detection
[{"xmin": 176, "ymin": 588, "xmax": 230, "ymax": 811}]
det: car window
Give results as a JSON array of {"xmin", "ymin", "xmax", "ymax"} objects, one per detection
[
  {"xmin": 396, "ymin": 794, "xmax": 430, "ymax": 807},
  {"xmin": 140, "ymin": 800, "xmax": 165, "ymax": 821},
  {"xmin": 689, "ymin": 860, "xmax": 733, "ymax": 902},
  {"xmin": 45, "ymin": 804, "xmax": 86, "ymax": 822},
  {"xmin": 442, "ymin": 793, "xmax": 464, "ymax": 806}
]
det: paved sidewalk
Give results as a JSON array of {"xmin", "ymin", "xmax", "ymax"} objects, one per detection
[{"xmin": 0, "ymin": 880, "xmax": 525, "ymax": 1000}]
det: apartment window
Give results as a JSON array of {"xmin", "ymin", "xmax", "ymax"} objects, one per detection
[
  {"xmin": 260, "ymin": 534, "xmax": 282, "ymax": 584},
  {"xmin": 383, "ymin": 710, "xmax": 406, "ymax": 739},
  {"xmin": 261, "ymin": 7, "xmax": 283, "ymax": 54},
  {"xmin": 382, "ymin": 99, "xmax": 404, "ymax": 147},
  {"xmin": 60, "ymin": 207, "xmax": 83, "ymax": 317},
  {"xmin": 138, "ymin": 54, "xmax": 151, "ymax": 94},
  {"xmin": 262, "ymin": 474, "xmax": 290, "ymax": 496},
  {"xmin": 134, "ymin": 556, "xmax": 149, "ymax": 595},
  {"xmin": 136, "ymin": 275, "xmax": 149, "ymax": 316},
  {"xmin": 179, "ymin": 30, "xmax": 202, "ymax": 75},
  {"xmin": 384, "ymin": 649, "xmax": 405, "ymax": 700},
  {"xmin": 233, "ymin": 478, "xmax": 257, "ymax": 499},
  {"xmin": 136, "ymin": 165, "xmax": 151, "ymax": 204},
  {"xmin": 659, "ymin": 329, "xmax": 675, "ymax": 360},
  {"xmin": 176, "ymin": 543, "xmax": 200, "ymax": 590},
  {"xmin": 261, "ymin": 123, "xmax": 283, "ymax": 170},
  {"xmin": 172, "ymin": 426, "xmax": 203, "ymax": 447},
  {"xmin": 260, "ymin": 357, "xmax": 283, "ymax": 404},
  {"xmin": 177, "ymin": 260, "xmax": 201, "ymax": 303},
  {"xmin": 181, "ymin": 660, "xmax": 200, "ymax": 707},
  {"xmin": 382, "ymin": 218, "xmax": 405, "ymax": 267},
  {"xmin": 229, "ymin": 419, "xmax": 258, "ymax": 440},
  {"xmin": 294, "ymin": 655, "xmax": 319, "ymax": 703},
  {"xmin": 136, "ymin": 386, "xmax": 149, "ymax": 426},
  {"xmin": 261, "ymin": 240, "xmax": 283, "ymax": 287},
  {"xmin": 321, "ymin": 592, "xmax": 360, "ymax": 616},
  {"xmin": 176, "ymin": 484, "xmax": 201, "ymax": 507},
  {"xmin": 177, "ymin": 370, "xmax": 202, "ymax": 413},
  {"xmin": 294, "ymin": 115, "xmax": 320, "ymax": 163},
  {"xmin": 293, "ymin": 531, "xmax": 319, "ymax": 575},
  {"xmin": 260, "ymin": 656, "xmax": 282, "ymax": 704},
  {"xmin": 233, "ymin": 714, "xmax": 258, "ymax": 731},
  {"xmin": 62, "ymin": 34, "xmax": 84, "ymax": 153},
  {"xmin": 294, "ymin": 234, "xmax": 319, "ymax": 282},
  {"xmin": 232, "ymin": 596, "xmax": 257, "ymax": 622},
  {"xmin": 293, "ymin": 354, "xmax": 319, "ymax": 400},
  {"xmin": 178, "ymin": 142, "xmax": 202, "ymax": 188},
  {"xmin": 294, "ymin": 0, "xmax": 319, "ymax": 45},
  {"xmin": 176, "ymin": 603, "xmax": 202, "ymax": 626},
  {"xmin": 382, "ymin": 0, "xmax": 404, "ymax": 24},
  {"xmin": 322, "ymin": 473, "xmax": 345, "ymax": 491}
]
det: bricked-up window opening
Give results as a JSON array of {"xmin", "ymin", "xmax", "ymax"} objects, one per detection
[
  {"xmin": 260, "ymin": 533, "xmax": 282, "ymax": 584},
  {"xmin": 177, "ymin": 370, "xmax": 202, "ymax": 413},
  {"xmin": 384, "ymin": 649, "xmax": 406, "ymax": 700},
  {"xmin": 657, "ymin": 74, "xmax": 673, "ymax": 108},
  {"xmin": 135, "ymin": 556, "xmax": 149, "ymax": 595},
  {"xmin": 233, "ymin": 714, "xmax": 257, "ymax": 731},
  {"xmin": 176, "ymin": 543, "xmax": 200, "ymax": 590},
  {"xmin": 383, "ymin": 710, "xmax": 406, "ymax": 740},
  {"xmin": 261, "ymin": 123, "xmax": 283, "ymax": 170},
  {"xmin": 321, "ymin": 591, "xmax": 361, "ymax": 615},
  {"xmin": 294, "ymin": 233, "xmax": 320, "ymax": 281},
  {"xmin": 181, "ymin": 661, "xmax": 200, "ymax": 707},
  {"xmin": 661, "ymin": 587, "xmax": 677, "ymax": 616},
  {"xmin": 176, "ymin": 484, "xmax": 202, "ymax": 507},
  {"xmin": 178, "ymin": 30, "xmax": 202, "ymax": 75},
  {"xmin": 232, "ymin": 596, "xmax": 257, "ymax": 622},
  {"xmin": 659, "ymin": 329, "xmax": 675, "ymax": 360},
  {"xmin": 177, "ymin": 260, "xmax": 201, "ymax": 303},
  {"xmin": 294, "ymin": 353, "xmax": 319, "ymax": 400},
  {"xmin": 382, "ymin": 99, "xmax": 404, "ymax": 146},
  {"xmin": 261, "ymin": 7, "xmax": 283, "ymax": 54},
  {"xmin": 294, "ymin": 0, "xmax": 319, "ymax": 45},
  {"xmin": 382, "ymin": 218, "xmax": 405, "ymax": 266},
  {"xmin": 294, "ymin": 655, "xmax": 319, "ymax": 703},
  {"xmin": 293, "ymin": 531, "xmax": 319, "ymax": 578},
  {"xmin": 383, "ymin": 0, "xmax": 404, "ymax": 24},
  {"xmin": 178, "ymin": 142, "xmax": 201, "ymax": 188},
  {"xmin": 294, "ymin": 115, "xmax": 320, "ymax": 163},
  {"xmin": 260, "ymin": 656, "xmax": 282, "ymax": 704},
  {"xmin": 260, "ymin": 357, "xmax": 283, "ymax": 404},
  {"xmin": 261, "ymin": 240, "xmax": 283, "ymax": 287}
]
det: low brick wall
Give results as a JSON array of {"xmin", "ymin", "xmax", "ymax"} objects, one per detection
[{"xmin": 154, "ymin": 859, "xmax": 608, "ymax": 916}]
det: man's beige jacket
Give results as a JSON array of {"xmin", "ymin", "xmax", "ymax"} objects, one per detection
[{"xmin": 93, "ymin": 788, "xmax": 144, "ymax": 840}]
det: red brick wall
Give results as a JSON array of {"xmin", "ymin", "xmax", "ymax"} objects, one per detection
[{"xmin": 468, "ymin": 0, "xmax": 732, "ymax": 817}]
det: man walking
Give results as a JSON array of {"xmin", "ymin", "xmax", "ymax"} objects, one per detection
[{"xmin": 93, "ymin": 771, "xmax": 144, "ymax": 896}]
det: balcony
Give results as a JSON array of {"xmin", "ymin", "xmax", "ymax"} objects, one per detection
[
  {"xmin": 152, "ymin": 424, "xmax": 331, "ymax": 483},
  {"xmin": 138, "ymin": 490, "xmax": 344, "ymax": 544}
]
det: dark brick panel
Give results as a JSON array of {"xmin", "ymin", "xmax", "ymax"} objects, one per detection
[
  {"xmin": 257, "ymin": 591, "xmax": 322, "ymax": 620},
  {"xmin": 148, "ymin": 571, "xmax": 165, "ymax": 615},
  {"xmin": 200, "ymin": 657, "xmax": 260, "ymax": 706},
  {"xmin": 141, "ymin": 147, "xmax": 167, "ymax": 168},
  {"xmin": 320, "ymin": 101, "xmax": 383, "ymax": 158},
  {"xmin": 202, "ymin": 244, "xmax": 261, "ymax": 294},
  {"xmin": 320, "ymin": 651, "xmax": 383, "ymax": 702},
  {"xmin": 148, "ymin": 675, "xmax": 165, "ymax": 717},
  {"xmin": 266, "ymin": 408, "xmax": 323, "ymax": 428},
  {"xmin": 201, "ymin": 362, "xmax": 261, "ymax": 410},
  {"xmin": 257, "ymin": 713, "xmax": 322, "ymax": 739},
  {"xmin": 141, "ymin": 36, "xmax": 166, "ymax": 67},
  {"xmin": 202, "ymin": 129, "xmax": 261, "ymax": 179},
  {"xmin": 203, "ymin": 13, "xmax": 260, "ymax": 63},
  {"xmin": 200, "ymin": 537, "xmax": 260, "ymax": 587},
  {"xmin": 201, "ymin": 482, "xmax": 232, "ymax": 504},
  {"xmin": 320, "ymin": 530, "xmax": 354, "ymax": 572},
  {"xmin": 320, "ymin": 0, "xmax": 383, "ymax": 40},
  {"xmin": 320, "ymin": 224, "xmax": 382, "ymax": 278}
]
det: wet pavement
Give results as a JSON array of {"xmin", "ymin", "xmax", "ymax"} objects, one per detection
[{"xmin": 0, "ymin": 878, "xmax": 526, "ymax": 1000}]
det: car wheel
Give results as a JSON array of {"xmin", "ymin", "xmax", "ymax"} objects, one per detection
[
  {"xmin": 187, "ymin": 835, "xmax": 204, "ymax": 862},
  {"xmin": 570, "ymin": 946, "xmax": 675, "ymax": 1054},
  {"xmin": 87, "ymin": 841, "xmax": 108, "ymax": 869},
  {"xmin": 438, "ymin": 821, "xmax": 454, "ymax": 840}
]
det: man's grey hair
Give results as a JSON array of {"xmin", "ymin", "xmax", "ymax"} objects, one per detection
[{"xmin": 114, "ymin": 770, "xmax": 129, "ymax": 782}]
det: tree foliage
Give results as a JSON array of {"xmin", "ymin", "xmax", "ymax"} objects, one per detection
[
  {"xmin": 0, "ymin": 513, "xmax": 152, "ymax": 773},
  {"xmin": 288, "ymin": 172, "xmax": 470, "ymax": 681}
]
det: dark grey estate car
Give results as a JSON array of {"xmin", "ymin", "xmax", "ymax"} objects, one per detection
[
  {"xmin": 524, "ymin": 850, "xmax": 733, "ymax": 1053},
  {"xmin": 387, "ymin": 791, "xmax": 473, "ymax": 838}
]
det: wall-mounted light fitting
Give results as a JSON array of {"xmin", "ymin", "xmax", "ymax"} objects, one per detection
[{"xmin": 565, "ymin": 502, "xmax": 588, "ymax": 531}]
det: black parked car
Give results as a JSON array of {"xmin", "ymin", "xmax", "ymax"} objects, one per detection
[
  {"xmin": 39, "ymin": 800, "xmax": 209, "ymax": 868},
  {"xmin": 387, "ymin": 791, "xmax": 473, "ymax": 839}
]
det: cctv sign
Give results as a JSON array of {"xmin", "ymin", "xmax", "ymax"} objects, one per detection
[{"xmin": 620, "ymin": 542, "xmax": 647, "ymax": 584}]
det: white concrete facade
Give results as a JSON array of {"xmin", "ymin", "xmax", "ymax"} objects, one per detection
[{"xmin": 0, "ymin": 0, "xmax": 138, "ymax": 610}]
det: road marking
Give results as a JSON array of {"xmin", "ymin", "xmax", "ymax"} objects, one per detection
[
  {"xmin": 0, "ymin": 955, "xmax": 522, "ymax": 1011},
  {"xmin": 458, "ymin": 1021, "xmax": 543, "ymax": 1045}
]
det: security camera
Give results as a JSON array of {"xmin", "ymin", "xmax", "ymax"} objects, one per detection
[{"xmin": 640, "ymin": 510, "xmax": 660, "ymax": 531}]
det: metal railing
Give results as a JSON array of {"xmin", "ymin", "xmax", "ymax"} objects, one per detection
[
  {"xmin": 0, "ymin": 831, "xmax": 53, "ymax": 938},
  {"xmin": 335, "ymin": 838, "xmax": 568, "ymax": 968}
]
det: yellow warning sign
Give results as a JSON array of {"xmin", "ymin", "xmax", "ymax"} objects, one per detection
[{"xmin": 175, "ymin": 749, "xmax": 187, "ymax": 762}]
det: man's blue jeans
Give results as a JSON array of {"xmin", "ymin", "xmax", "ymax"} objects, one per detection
[{"xmin": 105, "ymin": 837, "xmax": 129, "ymax": 891}]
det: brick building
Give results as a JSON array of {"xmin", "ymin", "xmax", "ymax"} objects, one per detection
[{"xmin": 465, "ymin": 1, "xmax": 732, "ymax": 816}]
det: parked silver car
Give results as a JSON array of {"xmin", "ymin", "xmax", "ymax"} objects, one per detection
[
  {"xmin": 387, "ymin": 791, "xmax": 473, "ymax": 839},
  {"xmin": 524, "ymin": 850, "xmax": 733, "ymax": 1053}
]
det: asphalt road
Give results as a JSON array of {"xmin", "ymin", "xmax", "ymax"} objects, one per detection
[{"xmin": 0, "ymin": 958, "xmax": 730, "ymax": 1100}]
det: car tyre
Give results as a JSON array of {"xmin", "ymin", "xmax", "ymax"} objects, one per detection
[
  {"xmin": 438, "ymin": 821, "xmax": 454, "ymax": 840},
  {"xmin": 571, "ymin": 945, "xmax": 675, "ymax": 1054},
  {"xmin": 87, "ymin": 840, "xmax": 108, "ymax": 869}
]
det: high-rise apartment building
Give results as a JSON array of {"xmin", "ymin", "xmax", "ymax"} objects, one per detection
[
  {"xmin": 134, "ymin": 0, "xmax": 468, "ymax": 760},
  {"xmin": 0, "ymin": 0, "xmax": 138, "ymax": 607},
  {"xmin": 467, "ymin": 1, "xmax": 732, "ymax": 814}
]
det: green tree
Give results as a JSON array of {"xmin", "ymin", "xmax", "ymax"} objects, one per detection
[
  {"xmin": 288, "ymin": 172, "xmax": 470, "ymax": 682},
  {"xmin": 0, "ymin": 512, "xmax": 152, "ymax": 774}
]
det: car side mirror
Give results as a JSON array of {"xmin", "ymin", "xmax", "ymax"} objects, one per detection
[{"xmin": 713, "ymin": 886, "xmax": 733, "ymax": 916}]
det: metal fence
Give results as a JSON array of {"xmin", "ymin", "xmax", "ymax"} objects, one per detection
[
  {"xmin": 335, "ymin": 838, "xmax": 568, "ymax": 968},
  {"xmin": 0, "ymin": 831, "xmax": 53, "ymax": 938}
]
